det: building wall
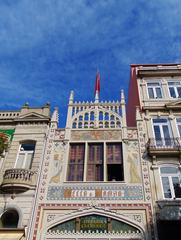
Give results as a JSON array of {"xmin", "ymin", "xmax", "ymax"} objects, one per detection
[
  {"xmin": 28, "ymin": 93, "xmax": 154, "ymax": 240},
  {"xmin": 131, "ymin": 64, "xmax": 181, "ymax": 240},
  {"xmin": 0, "ymin": 105, "xmax": 50, "ymax": 238}
]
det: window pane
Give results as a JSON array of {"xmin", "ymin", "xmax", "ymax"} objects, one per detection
[
  {"xmin": 178, "ymin": 125, "xmax": 181, "ymax": 137},
  {"xmin": 76, "ymin": 164, "xmax": 84, "ymax": 181},
  {"xmin": 21, "ymin": 143, "xmax": 35, "ymax": 151},
  {"xmin": 173, "ymin": 177, "xmax": 181, "ymax": 198},
  {"xmin": 148, "ymin": 88, "xmax": 154, "ymax": 98},
  {"xmin": 168, "ymin": 81, "xmax": 181, "ymax": 86},
  {"xmin": 154, "ymin": 126, "xmax": 162, "ymax": 144},
  {"xmin": 107, "ymin": 143, "xmax": 122, "ymax": 164},
  {"xmin": 95, "ymin": 164, "xmax": 103, "ymax": 181},
  {"xmin": 162, "ymin": 125, "xmax": 171, "ymax": 145},
  {"xmin": 156, "ymin": 87, "xmax": 162, "ymax": 98},
  {"xmin": 67, "ymin": 144, "xmax": 85, "ymax": 181},
  {"xmin": 162, "ymin": 177, "xmax": 172, "ymax": 198},
  {"xmin": 169, "ymin": 87, "xmax": 176, "ymax": 98},
  {"xmin": 147, "ymin": 83, "xmax": 160, "ymax": 86},
  {"xmin": 107, "ymin": 143, "xmax": 123, "ymax": 181},
  {"xmin": 177, "ymin": 87, "xmax": 181, "ymax": 97},
  {"xmin": 153, "ymin": 119, "xmax": 167, "ymax": 123},
  {"xmin": 87, "ymin": 144, "xmax": 103, "ymax": 181},
  {"xmin": 67, "ymin": 165, "xmax": 75, "ymax": 181},
  {"xmin": 16, "ymin": 153, "xmax": 25, "ymax": 168},
  {"xmin": 161, "ymin": 167, "xmax": 178, "ymax": 174},
  {"xmin": 24, "ymin": 153, "xmax": 33, "ymax": 169},
  {"xmin": 87, "ymin": 164, "xmax": 94, "ymax": 181}
]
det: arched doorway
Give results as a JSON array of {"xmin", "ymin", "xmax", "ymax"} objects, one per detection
[{"xmin": 0, "ymin": 209, "xmax": 19, "ymax": 228}]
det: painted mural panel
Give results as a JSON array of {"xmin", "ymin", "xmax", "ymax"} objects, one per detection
[
  {"xmin": 50, "ymin": 141, "xmax": 66, "ymax": 183},
  {"xmin": 71, "ymin": 130, "xmax": 122, "ymax": 141},
  {"xmin": 127, "ymin": 141, "xmax": 141, "ymax": 183}
]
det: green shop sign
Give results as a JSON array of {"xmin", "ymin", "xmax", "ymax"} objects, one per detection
[{"xmin": 80, "ymin": 215, "xmax": 107, "ymax": 232}]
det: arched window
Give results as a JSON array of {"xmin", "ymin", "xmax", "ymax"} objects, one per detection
[
  {"xmin": 79, "ymin": 115, "xmax": 83, "ymax": 121},
  {"xmin": 72, "ymin": 107, "xmax": 75, "ymax": 116},
  {"xmin": 78, "ymin": 122, "xmax": 82, "ymax": 129},
  {"xmin": 84, "ymin": 113, "xmax": 89, "ymax": 121},
  {"xmin": 160, "ymin": 165, "xmax": 181, "ymax": 199},
  {"xmin": 99, "ymin": 122, "xmax": 103, "ymax": 128},
  {"xmin": 99, "ymin": 112, "xmax": 103, "ymax": 120},
  {"xmin": 90, "ymin": 112, "xmax": 94, "ymax": 121},
  {"xmin": 110, "ymin": 121, "xmax": 115, "ymax": 128},
  {"xmin": 84, "ymin": 122, "xmax": 88, "ymax": 128},
  {"xmin": 105, "ymin": 113, "xmax": 109, "ymax": 120},
  {"xmin": 110, "ymin": 115, "xmax": 114, "ymax": 120},
  {"xmin": 15, "ymin": 141, "xmax": 36, "ymax": 169},
  {"xmin": 90, "ymin": 122, "xmax": 94, "ymax": 128},
  {"xmin": 0, "ymin": 209, "xmax": 19, "ymax": 228},
  {"xmin": 116, "ymin": 121, "xmax": 121, "ymax": 128},
  {"xmin": 105, "ymin": 121, "xmax": 109, "ymax": 128},
  {"xmin": 72, "ymin": 122, "xmax": 77, "ymax": 129}
]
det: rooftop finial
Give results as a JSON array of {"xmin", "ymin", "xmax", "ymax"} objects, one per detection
[
  {"xmin": 121, "ymin": 89, "xmax": 125, "ymax": 104},
  {"xmin": 69, "ymin": 90, "xmax": 74, "ymax": 104},
  {"xmin": 94, "ymin": 69, "xmax": 100, "ymax": 102}
]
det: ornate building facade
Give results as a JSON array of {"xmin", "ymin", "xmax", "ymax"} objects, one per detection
[
  {"xmin": 1, "ymin": 65, "xmax": 181, "ymax": 239},
  {"xmin": 128, "ymin": 63, "xmax": 181, "ymax": 240},
  {"xmin": 27, "ymin": 81, "xmax": 154, "ymax": 240}
]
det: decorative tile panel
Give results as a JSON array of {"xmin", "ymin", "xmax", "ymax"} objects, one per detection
[
  {"xmin": 71, "ymin": 130, "xmax": 122, "ymax": 141},
  {"xmin": 47, "ymin": 184, "xmax": 143, "ymax": 201}
]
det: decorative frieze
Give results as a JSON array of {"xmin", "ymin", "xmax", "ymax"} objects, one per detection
[
  {"xmin": 47, "ymin": 184, "xmax": 143, "ymax": 201},
  {"xmin": 71, "ymin": 130, "xmax": 122, "ymax": 141}
]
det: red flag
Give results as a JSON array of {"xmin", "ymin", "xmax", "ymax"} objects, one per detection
[{"xmin": 94, "ymin": 71, "xmax": 100, "ymax": 95}]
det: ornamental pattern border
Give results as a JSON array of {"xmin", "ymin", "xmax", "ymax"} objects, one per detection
[
  {"xmin": 32, "ymin": 203, "xmax": 154, "ymax": 240},
  {"xmin": 47, "ymin": 185, "xmax": 144, "ymax": 201}
]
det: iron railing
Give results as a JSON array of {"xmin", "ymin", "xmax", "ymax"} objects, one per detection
[{"xmin": 147, "ymin": 138, "xmax": 181, "ymax": 149}]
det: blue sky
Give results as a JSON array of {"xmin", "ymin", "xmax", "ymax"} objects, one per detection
[{"xmin": 0, "ymin": 0, "xmax": 181, "ymax": 126}]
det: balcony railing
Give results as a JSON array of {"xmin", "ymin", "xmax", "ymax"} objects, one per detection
[
  {"xmin": 1, "ymin": 168, "xmax": 37, "ymax": 193},
  {"xmin": 147, "ymin": 138, "xmax": 181, "ymax": 155},
  {"xmin": 157, "ymin": 199, "xmax": 181, "ymax": 221}
]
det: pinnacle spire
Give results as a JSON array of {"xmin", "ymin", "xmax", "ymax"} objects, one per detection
[{"xmin": 94, "ymin": 70, "xmax": 100, "ymax": 102}]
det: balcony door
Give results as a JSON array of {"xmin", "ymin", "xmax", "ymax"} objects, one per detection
[{"xmin": 153, "ymin": 119, "xmax": 172, "ymax": 146}]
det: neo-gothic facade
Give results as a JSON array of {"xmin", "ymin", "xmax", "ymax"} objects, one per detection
[
  {"xmin": 27, "ymin": 89, "xmax": 151, "ymax": 240},
  {"xmin": 0, "ymin": 63, "xmax": 181, "ymax": 240}
]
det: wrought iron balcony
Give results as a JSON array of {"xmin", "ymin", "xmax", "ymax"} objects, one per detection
[
  {"xmin": 147, "ymin": 138, "xmax": 181, "ymax": 156},
  {"xmin": 1, "ymin": 168, "xmax": 37, "ymax": 193}
]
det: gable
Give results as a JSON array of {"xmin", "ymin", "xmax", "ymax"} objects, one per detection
[{"xmin": 18, "ymin": 112, "xmax": 48, "ymax": 119}]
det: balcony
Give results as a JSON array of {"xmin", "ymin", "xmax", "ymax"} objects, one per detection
[
  {"xmin": 0, "ymin": 168, "xmax": 37, "ymax": 193},
  {"xmin": 157, "ymin": 199, "xmax": 181, "ymax": 221},
  {"xmin": 147, "ymin": 138, "xmax": 181, "ymax": 156}
]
